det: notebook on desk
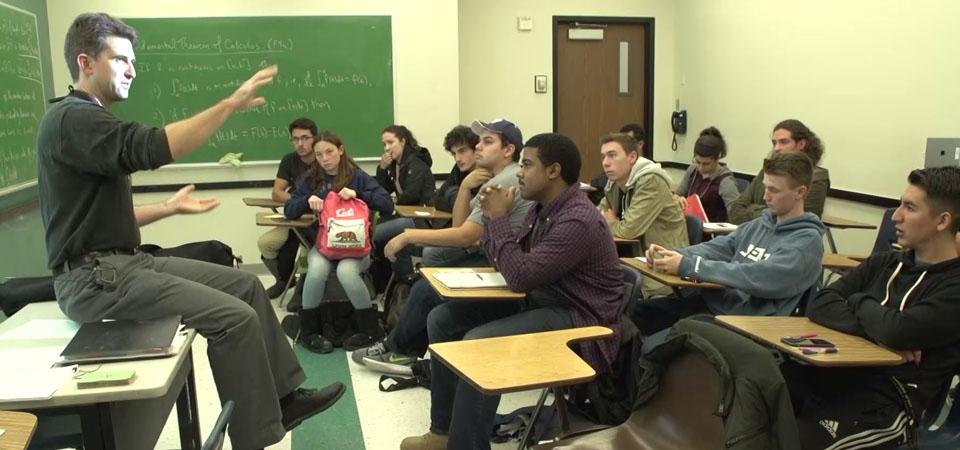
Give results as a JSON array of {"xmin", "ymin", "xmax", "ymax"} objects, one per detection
[
  {"xmin": 434, "ymin": 272, "xmax": 508, "ymax": 289},
  {"xmin": 58, "ymin": 316, "xmax": 182, "ymax": 365}
]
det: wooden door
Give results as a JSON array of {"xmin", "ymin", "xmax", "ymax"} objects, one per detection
[{"xmin": 555, "ymin": 19, "xmax": 652, "ymax": 181}]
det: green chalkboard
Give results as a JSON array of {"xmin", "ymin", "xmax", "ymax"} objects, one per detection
[
  {"xmin": 113, "ymin": 16, "xmax": 394, "ymax": 163},
  {"xmin": 0, "ymin": 3, "xmax": 44, "ymax": 190}
]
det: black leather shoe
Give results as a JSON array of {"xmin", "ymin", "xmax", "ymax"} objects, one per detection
[
  {"xmin": 299, "ymin": 333, "xmax": 334, "ymax": 354},
  {"xmin": 281, "ymin": 383, "xmax": 346, "ymax": 431}
]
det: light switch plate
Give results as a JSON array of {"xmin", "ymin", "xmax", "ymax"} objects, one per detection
[{"xmin": 534, "ymin": 75, "xmax": 547, "ymax": 93}]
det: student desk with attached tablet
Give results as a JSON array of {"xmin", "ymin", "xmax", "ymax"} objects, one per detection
[
  {"xmin": 716, "ymin": 315, "xmax": 904, "ymax": 367},
  {"xmin": 254, "ymin": 212, "xmax": 316, "ymax": 304},
  {"xmin": 822, "ymin": 215, "xmax": 878, "ymax": 254},
  {"xmin": 620, "ymin": 257, "xmax": 726, "ymax": 297},
  {"xmin": 419, "ymin": 267, "xmax": 525, "ymax": 300},
  {"xmin": 429, "ymin": 326, "xmax": 615, "ymax": 449},
  {"xmin": 0, "ymin": 411, "xmax": 38, "ymax": 450},
  {"xmin": 394, "ymin": 205, "xmax": 453, "ymax": 221},
  {"xmin": 0, "ymin": 302, "xmax": 201, "ymax": 449},
  {"xmin": 242, "ymin": 197, "xmax": 284, "ymax": 211}
]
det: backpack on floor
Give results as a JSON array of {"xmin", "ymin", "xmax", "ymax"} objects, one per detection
[
  {"xmin": 317, "ymin": 192, "xmax": 372, "ymax": 260},
  {"xmin": 0, "ymin": 276, "xmax": 55, "ymax": 316},
  {"xmin": 138, "ymin": 240, "xmax": 242, "ymax": 268}
]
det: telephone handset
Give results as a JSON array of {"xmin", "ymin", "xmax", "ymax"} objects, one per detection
[
  {"xmin": 671, "ymin": 110, "xmax": 687, "ymax": 134},
  {"xmin": 670, "ymin": 110, "xmax": 687, "ymax": 151}
]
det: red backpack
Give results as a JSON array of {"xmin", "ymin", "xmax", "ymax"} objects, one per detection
[{"xmin": 317, "ymin": 191, "xmax": 372, "ymax": 260}]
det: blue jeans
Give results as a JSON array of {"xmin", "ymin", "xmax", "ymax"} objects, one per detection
[
  {"xmin": 426, "ymin": 303, "xmax": 575, "ymax": 450},
  {"xmin": 384, "ymin": 251, "xmax": 489, "ymax": 357},
  {"xmin": 421, "ymin": 246, "xmax": 478, "ymax": 267},
  {"xmin": 303, "ymin": 247, "xmax": 372, "ymax": 310},
  {"xmin": 373, "ymin": 216, "xmax": 416, "ymax": 277}
]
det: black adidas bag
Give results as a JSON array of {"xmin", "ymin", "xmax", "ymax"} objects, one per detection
[
  {"xmin": 138, "ymin": 240, "xmax": 241, "ymax": 268},
  {"xmin": 0, "ymin": 276, "xmax": 56, "ymax": 316}
]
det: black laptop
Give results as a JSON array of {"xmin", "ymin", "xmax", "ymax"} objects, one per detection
[{"xmin": 59, "ymin": 316, "xmax": 183, "ymax": 365}]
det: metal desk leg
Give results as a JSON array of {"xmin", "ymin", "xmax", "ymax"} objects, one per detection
[
  {"xmin": 278, "ymin": 243, "xmax": 303, "ymax": 308},
  {"xmin": 518, "ymin": 388, "xmax": 551, "ymax": 450},
  {"xmin": 825, "ymin": 227, "xmax": 839, "ymax": 254},
  {"xmin": 176, "ymin": 355, "xmax": 202, "ymax": 450},
  {"xmin": 554, "ymin": 387, "xmax": 571, "ymax": 434}
]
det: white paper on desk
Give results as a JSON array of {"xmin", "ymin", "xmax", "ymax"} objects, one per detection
[
  {"xmin": 0, "ymin": 346, "xmax": 66, "ymax": 371},
  {"xmin": 703, "ymin": 222, "xmax": 738, "ymax": 232},
  {"xmin": 0, "ymin": 365, "xmax": 75, "ymax": 401},
  {"xmin": 0, "ymin": 319, "xmax": 80, "ymax": 341},
  {"xmin": 635, "ymin": 256, "xmax": 648, "ymax": 263},
  {"xmin": 434, "ymin": 272, "xmax": 508, "ymax": 289}
]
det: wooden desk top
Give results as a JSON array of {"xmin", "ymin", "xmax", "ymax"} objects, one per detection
[
  {"xmin": 823, "ymin": 215, "xmax": 877, "ymax": 230},
  {"xmin": 394, "ymin": 205, "xmax": 453, "ymax": 220},
  {"xmin": 255, "ymin": 211, "xmax": 315, "ymax": 228},
  {"xmin": 716, "ymin": 315, "xmax": 904, "ymax": 367},
  {"xmin": 613, "ymin": 236, "xmax": 639, "ymax": 244},
  {"xmin": 823, "ymin": 253, "xmax": 862, "ymax": 271},
  {"xmin": 0, "ymin": 411, "xmax": 38, "ymax": 450},
  {"xmin": 429, "ymin": 326, "xmax": 614, "ymax": 394},
  {"xmin": 420, "ymin": 268, "xmax": 525, "ymax": 300},
  {"xmin": 620, "ymin": 257, "xmax": 725, "ymax": 290},
  {"xmin": 242, "ymin": 197, "xmax": 283, "ymax": 209},
  {"xmin": 0, "ymin": 302, "xmax": 198, "ymax": 410}
]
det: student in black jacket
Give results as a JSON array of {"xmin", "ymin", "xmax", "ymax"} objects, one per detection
[
  {"xmin": 372, "ymin": 125, "xmax": 434, "ymax": 283},
  {"xmin": 433, "ymin": 125, "xmax": 479, "ymax": 213},
  {"xmin": 795, "ymin": 166, "xmax": 960, "ymax": 450},
  {"xmin": 375, "ymin": 124, "xmax": 435, "ymax": 206}
]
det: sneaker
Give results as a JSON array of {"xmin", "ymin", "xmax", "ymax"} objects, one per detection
[
  {"xmin": 364, "ymin": 357, "xmax": 414, "ymax": 376},
  {"xmin": 280, "ymin": 383, "xmax": 346, "ymax": 431},
  {"xmin": 350, "ymin": 340, "xmax": 414, "ymax": 366}
]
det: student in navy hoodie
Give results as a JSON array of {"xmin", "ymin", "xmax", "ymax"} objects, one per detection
[
  {"xmin": 796, "ymin": 167, "xmax": 960, "ymax": 450},
  {"xmin": 285, "ymin": 131, "xmax": 394, "ymax": 353},
  {"xmin": 639, "ymin": 152, "xmax": 825, "ymax": 334}
]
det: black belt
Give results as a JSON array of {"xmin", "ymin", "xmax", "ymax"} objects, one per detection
[{"xmin": 55, "ymin": 249, "xmax": 137, "ymax": 275}]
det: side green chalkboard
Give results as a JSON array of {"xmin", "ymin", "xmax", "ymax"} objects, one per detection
[
  {"xmin": 113, "ymin": 16, "xmax": 394, "ymax": 163},
  {"xmin": 0, "ymin": 2, "xmax": 44, "ymax": 190}
]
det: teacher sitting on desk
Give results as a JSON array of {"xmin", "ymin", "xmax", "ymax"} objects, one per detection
[
  {"xmin": 284, "ymin": 131, "xmax": 394, "ymax": 353},
  {"xmin": 38, "ymin": 13, "xmax": 344, "ymax": 449}
]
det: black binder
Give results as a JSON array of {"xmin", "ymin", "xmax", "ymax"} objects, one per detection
[{"xmin": 59, "ymin": 316, "xmax": 182, "ymax": 365}]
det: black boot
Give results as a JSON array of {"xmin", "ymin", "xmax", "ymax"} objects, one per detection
[
  {"xmin": 343, "ymin": 307, "xmax": 385, "ymax": 351},
  {"xmin": 298, "ymin": 308, "xmax": 334, "ymax": 354},
  {"xmin": 286, "ymin": 275, "xmax": 304, "ymax": 312},
  {"xmin": 262, "ymin": 256, "xmax": 285, "ymax": 299}
]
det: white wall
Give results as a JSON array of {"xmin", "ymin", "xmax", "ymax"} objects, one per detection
[
  {"xmin": 671, "ymin": 0, "xmax": 960, "ymax": 198},
  {"xmin": 458, "ymin": 0, "xmax": 678, "ymax": 148}
]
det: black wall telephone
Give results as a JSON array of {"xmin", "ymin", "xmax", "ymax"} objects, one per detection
[
  {"xmin": 671, "ymin": 110, "xmax": 687, "ymax": 134},
  {"xmin": 670, "ymin": 109, "xmax": 687, "ymax": 151}
]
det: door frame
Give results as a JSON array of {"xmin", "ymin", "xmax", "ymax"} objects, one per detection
[{"xmin": 552, "ymin": 16, "xmax": 656, "ymax": 159}]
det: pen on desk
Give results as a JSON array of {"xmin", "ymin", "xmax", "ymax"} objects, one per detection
[
  {"xmin": 802, "ymin": 347, "xmax": 838, "ymax": 355},
  {"xmin": 475, "ymin": 273, "xmax": 484, "ymax": 281}
]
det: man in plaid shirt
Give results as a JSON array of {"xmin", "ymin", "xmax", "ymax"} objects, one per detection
[{"xmin": 401, "ymin": 133, "xmax": 623, "ymax": 450}]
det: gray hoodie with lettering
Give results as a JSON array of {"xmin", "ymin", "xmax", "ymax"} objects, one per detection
[{"xmin": 677, "ymin": 210, "xmax": 825, "ymax": 316}]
